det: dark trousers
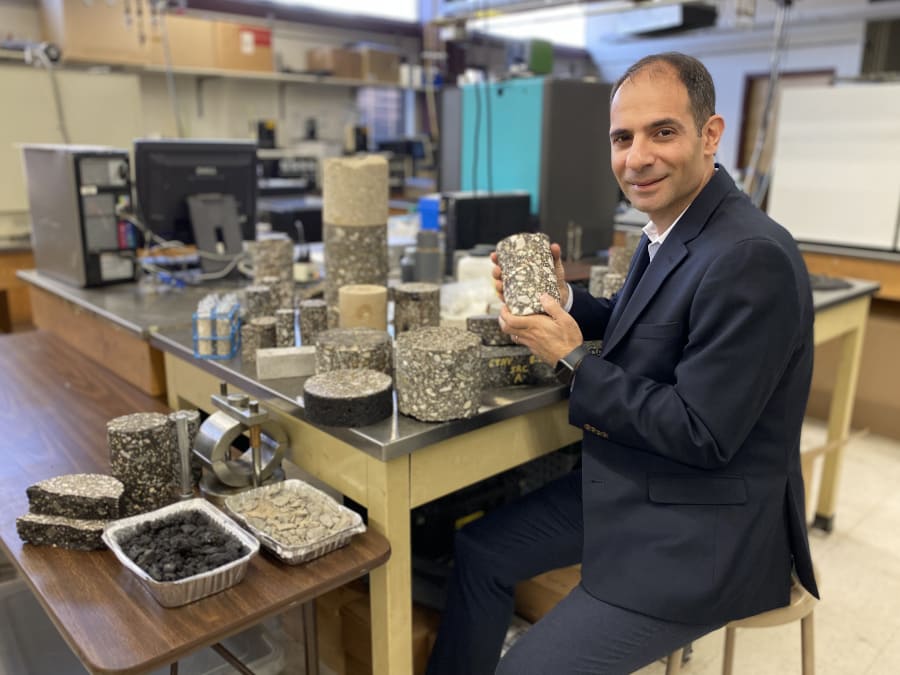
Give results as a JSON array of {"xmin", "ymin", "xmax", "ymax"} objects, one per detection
[{"xmin": 425, "ymin": 470, "xmax": 720, "ymax": 675}]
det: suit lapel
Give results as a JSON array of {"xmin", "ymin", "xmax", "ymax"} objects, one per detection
[{"xmin": 602, "ymin": 240, "xmax": 687, "ymax": 355}]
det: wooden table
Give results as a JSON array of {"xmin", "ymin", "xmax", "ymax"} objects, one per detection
[{"xmin": 0, "ymin": 331, "xmax": 390, "ymax": 675}]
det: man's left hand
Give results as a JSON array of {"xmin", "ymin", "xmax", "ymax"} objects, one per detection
[{"xmin": 499, "ymin": 293, "xmax": 584, "ymax": 365}]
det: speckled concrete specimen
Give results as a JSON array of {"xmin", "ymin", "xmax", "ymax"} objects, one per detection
[
  {"xmin": 394, "ymin": 283, "xmax": 440, "ymax": 334},
  {"xmin": 602, "ymin": 272, "xmax": 625, "ymax": 299},
  {"xmin": 466, "ymin": 314, "xmax": 513, "ymax": 346},
  {"xmin": 315, "ymin": 327, "xmax": 392, "ymax": 376},
  {"xmin": 481, "ymin": 345, "xmax": 533, "ymax": 388},
  {"xmin": 168, "ymin": 409, "xmax": 202, "ymax": 487},
  {"xmin": 589, "ymin": 265, "xmax": 609, "ymax": 297},
  {"xmin": 324, "ymin": 223, "xmax": 388, "ymax": 305},
  {"xmin": 257, "ymin": 345, "xmax": 317, "ymax": 380},
  {"xmin": 608, "ymin": 246, "xmax": 630, "ymax": 277},
  {"xmin": 26, "ymin": 473, "xmax": 123, "ymax": 520},
  {"xmin": 338, "ymin": 284, "xmax": 388, "ymax": 330},
  {"xmin": 16, "ymin": 513, "xmax": 107, "ymax": 550},
  {"xmin": 276, "ymin": 308, "xmax": 296, "ymax": 347},
  {"xmin": 496, "ymin": 233, "xmax": 560, "ymax": 316},
  {"xmin": 250, "ymin": 316, "xmax": 277, "ymax": 349},
  {"xmin": 395, "ymin": 327, "xmax": 482, "ymax": 421},
  {"xmin": 303, "ymin": 368, "xmax": 393, "ymax": 427},
  {"xmin": 322, "ymin": 155, "xmax": 388, "ymax": 226},
  {"xmin": 107, "ymin": 412, "xmax": 177, "ymax": 516},
  {"xmin": 244, "ymin": 285, "xmax": 275, "ymax": 320},
  {"xmin": 261, "ymin": 276, "xmax": 295, "ymax": 310},
  {"xmin": 251, "ymin": 237, "xmax": 294, "ymax": 281},
  {"xmin": 299, "ymin": 299, "xmax": 327, "ymax": 346}
]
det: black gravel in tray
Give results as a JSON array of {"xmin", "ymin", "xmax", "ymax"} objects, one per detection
[{"xmin": 118, "ymin": 511, "xmax": 249, "ymax": 582}]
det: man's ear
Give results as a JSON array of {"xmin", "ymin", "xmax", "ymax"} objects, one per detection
[{"xmin": 703, "ymin": 114, "xmax": 725, "ymax": 157}]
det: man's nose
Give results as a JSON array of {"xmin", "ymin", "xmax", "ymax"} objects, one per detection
[{"xmin": 625, "ymin": 136, "xmax": 653, "ymax": 170}]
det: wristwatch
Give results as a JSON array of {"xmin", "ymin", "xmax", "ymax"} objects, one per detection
[{"xmin": 554, "ymin": 344, "xmax": 590, "ymax": 386}]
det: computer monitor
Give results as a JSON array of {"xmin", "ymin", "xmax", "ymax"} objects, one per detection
[{"xmin": 134, "ymin": 139, "xmax": 259, "ymax": 244}]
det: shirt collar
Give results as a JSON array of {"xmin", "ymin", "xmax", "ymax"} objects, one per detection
[{"xmin": 642, "ymin": 205, "xmax": 690, "ymax": 248}]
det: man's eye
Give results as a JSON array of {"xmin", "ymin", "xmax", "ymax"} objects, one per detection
[{"xmin": 657, "ymin": 129, "xmax": 675, "ymax": 138}]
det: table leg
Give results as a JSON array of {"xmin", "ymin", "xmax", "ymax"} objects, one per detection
[
  {"xmin": 813, "ymin": 302, "xmax": 869, "ymax": 532},
  {"xmin": 0, "ymin": 290, "xmax": 10, "ymax": 332},
  {"xmin": 366, "ymin": 455, "xmax": 413, "ymax": 675}
]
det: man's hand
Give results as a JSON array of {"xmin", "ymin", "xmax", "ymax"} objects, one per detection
[
  {"xmin": 499, "ymin": 293, "xmax": 583, "ymax": 365},
  {"xmin": 491, "ymin": 242, "xmax": 569, "ymax": 307}
]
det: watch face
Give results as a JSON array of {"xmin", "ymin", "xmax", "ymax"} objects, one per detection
[{"xmin": 554, "ymin": 360, "xmax": 575, "ymax": 385}]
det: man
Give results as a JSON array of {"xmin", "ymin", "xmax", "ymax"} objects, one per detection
[{"xmin": 426, "ymin": 52, "xmax": 818, "ymax": 675}]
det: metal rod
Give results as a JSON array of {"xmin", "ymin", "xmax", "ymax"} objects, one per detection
[
  {"xmin": 210, "ymin": 642, "xmax": 256, "ymax": 675},
  {"xmin": 303, "ymin": 600, "xmax": 320, "ymax": 675},
  {"xmin": 249, "ymin": 400, "xmax": 262, "ymax": 487},
  {"xmin": 174, "ymin": 411, "xmax": 194, "ymax": 500}
]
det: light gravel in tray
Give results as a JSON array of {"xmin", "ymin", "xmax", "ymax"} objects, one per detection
[{"xmin": 225, "ymin": 479, "xmax": 366, "ymax": 565}]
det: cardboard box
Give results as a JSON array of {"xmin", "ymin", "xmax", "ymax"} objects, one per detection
[
  {"xmin": 307, "ymin": 47, "xmax": 363, "ymax": 80},
  {"xmin": 146, "ymin": 14, "xmax": 217, "ymax": 69},
  {"xmin": 355, "ymin": 46, "xmax": 400, "ymax": 84},
  {"xmin": 214, "ymin": 22, "xmax": 273, "ymax": 72},
  {"xmin": 514, "ymin": 564, "xmax": 581, "ymax": 623},
  {"xmin": 40, "ymin": 0, "xmax": 149, "ymax": 65},
  {"xmin": 341, "ymin": 596, "xmax": 440, "ymax": 675}
]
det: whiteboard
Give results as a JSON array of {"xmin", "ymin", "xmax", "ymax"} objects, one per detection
[{"xmin": 768, "ymin": 83, "xmax": 900, "ymax": 251}]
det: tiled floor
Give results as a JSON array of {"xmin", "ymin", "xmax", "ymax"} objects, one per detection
[
  {"xmin": 2, "ymin": 420, "xmax": 899, "ymax": 674},
  {"xmin": 634, "ymin": 422, "xmax": 900, "ymax": 675}
]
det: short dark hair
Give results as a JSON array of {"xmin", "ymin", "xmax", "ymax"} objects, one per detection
[{"xmin": 611, "ymin": 52, "xmax": 716, "ymax": 134}]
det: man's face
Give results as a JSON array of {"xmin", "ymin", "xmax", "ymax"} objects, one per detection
[{"xmin": 609, "ymin": 65, "xmax": 723, "ymax": 230}]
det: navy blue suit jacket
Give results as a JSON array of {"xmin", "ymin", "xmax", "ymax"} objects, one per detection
[{"xmin": 569, "ymin": 167, "xmax": 818, "ymax": 625}]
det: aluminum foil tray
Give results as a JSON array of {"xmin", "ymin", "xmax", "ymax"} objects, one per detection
[
  {"xmin": 102, "ymin": 498, "xmax": 260, "ymax": 608},
  {"xmin": 224, "ymin": 479, "xmax": 365, "ymax": 566}
]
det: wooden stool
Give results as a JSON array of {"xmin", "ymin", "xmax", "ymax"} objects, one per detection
[{"xmin": 665, "ymin": 575, "xmax": 818, "ymax": 675}]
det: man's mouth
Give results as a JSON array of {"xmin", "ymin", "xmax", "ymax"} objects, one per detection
[{"xmin": 630, "ymin": 176, "xmax": 665, "ymax": 190}]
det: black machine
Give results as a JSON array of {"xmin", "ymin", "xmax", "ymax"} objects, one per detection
[
  {"xmin": 440, "ymin": 191, "xmax": 533, "ymax": 276},
  {"xmin": 134, "ymin": 139, "xmax": 259, "ymax": 246}
]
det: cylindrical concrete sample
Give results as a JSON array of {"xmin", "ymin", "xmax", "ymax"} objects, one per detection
[
  {"xmin": 322, "ymin": 155, "xmax": 388, "ymax": 226},
  {"xmin": 241, "ymin": 323, "xmax": 259, "ymax": 363},
  {"xmin": 395, "ymin": 327, "xmax": 482, "ymax": 421},
  {"xmin": 466, "ymin": 314, "xmax": 513, "ymax": 346},
  {"xmin": 589, "ymin": 264, "xmax": 609, "ymax": 298},
  {"xmin": 303, "ymin": 369, "xmax": 393, "ymax": 427},
  {"xmin": 244, "ymin": 284, "xmax": 275, "ymax": 320},
  {"xmin": 299, "ymin": 299, "xmax": 327, "ymax": 346},
  {"xmin": 261, "ymin": 275, "xmax": 295, "ymax": 310},
  {"xmin": 276, "ymin": 308, "xmax": 296, "ymax": 347},
  {"xmin": 107, "ymin": 412, "xmax": 177, "ymax": 515},
  {"xmin": 602, "ymin": 272, "xmax": 625, "ymax": 299},
  {"xmin": 496, "ymin": 232, "xmax": 560, "ymax": 316},
  {"xmin": 250, "ymin": 316, "xmax": 277, "ymax": 349},
  {"xmin": 608, "ymin": 246, "xmax": 630, "ymax": 277},
  {"xmin": 338, "ymin": 284, "xmax": 388, "ymax": 330},
  {"xmin": 315, "ymin": 327, "xmax": 392, "ymax": 376},
  {"xmin": 394, "ymin": 282, "xmax": 440, "ymax": 334},
  {"xmin": 324, "ymin": 223, "xmax": 388, "ymax": 305},
  {"xmin": 251, "ymin": 237, "xmax": 294, "ymax": 281}
]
